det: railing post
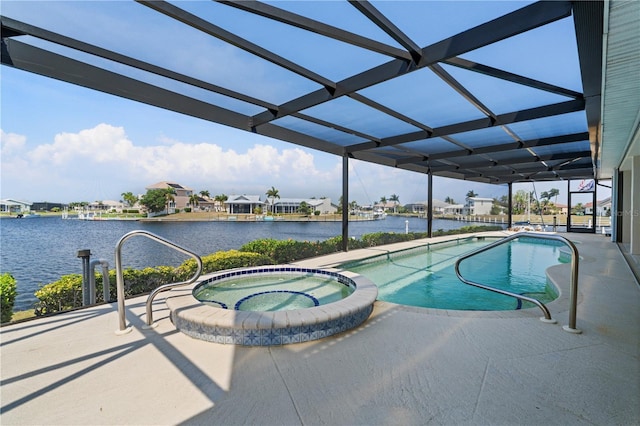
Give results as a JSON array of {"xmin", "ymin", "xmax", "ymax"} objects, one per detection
[
  {"xmin": 563, "ymin": 243, "xmax": 581, "ymax": 333},
  {"xmin": 77, "ymin": 249, "xmax": 91, "ymax": 306}
]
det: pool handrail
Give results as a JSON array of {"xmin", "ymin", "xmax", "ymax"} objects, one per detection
[
  {"xmin": 114, "ymin": 230, "xmax": 203, "ymax": 334},
  {"xmin": 454, "ymin": 232, "xmax": 581, "ymax": 333}
]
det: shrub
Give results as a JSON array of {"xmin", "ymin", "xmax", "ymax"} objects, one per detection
[
  {"xmin": 34, "ymin": 274, "xmax": 83, "ymax": 316},
  {"xmin": 361, "ymin": 232, "xmax": 416, "ymax": 247},
  {"xmin": 121, "ymin": 266, "xmax": 178, "ymax": 296},
  {"xmin": 34, "ymin": 250, "xmax": 273, "ymax": 315},
  {"xmin": 176, "ymin": 250, "xmax": 273, "ymax": 280},
  {"xmin": 239, "ymin": 226, "xmax": 501, "ymax": 263},
  {"xmin": 432, "ymin": 225, "xmax": 503, "ymax": 236},
  {"xmin": 240, "ymin": 236, "xmax": 367, "ymax": 263},
  {"xmin": 239, "ymin": 239, "xmax": 281, "ymax": 259},
  {"xmin": 0, "ymin": 273, "xmax": 17, "ymax": 323}
]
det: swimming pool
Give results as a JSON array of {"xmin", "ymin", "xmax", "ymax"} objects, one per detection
[{"xmin": 340, "ymin": 237, "xmax": 562, "ymax": 311}]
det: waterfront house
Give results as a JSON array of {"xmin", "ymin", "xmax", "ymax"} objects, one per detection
[
  {"xmin": 194, "ymin": 196, "xmax": 215, "ymax": 212},
  {"xmin": 585, "ymin": 197, "xmax": 612, "ymax": 217},
  {"xmin": 224, "ymin": 194, "xmax": 264, "ymax": 214},
  {"xmin": 146, "ymin": 182, "xmax": 194, "ymax": 213},
  {"xmin": 373, "ymin": 201, "xmax": 400, "ymax": 213},
  {"xmin": 0, "ymin": 199, "xmax": 32, "ymax": 214},
  {"xmin": 443, "ymin": 203, "xmax": 465, "ymax": 215},
  {"xmin": 31, "ymin": 201, "xmax": 68, "ymax": 212},
  {"xmin": 86, "ymin": 200, "xmax": 125, "ymax": 213},
  {"xmin": 554, "ymin": 203, "xmax": 569, "ymax": 215},
  {"xmin": 464, "ymin": 197, "xmax": 494, "ymax": 216},
  {"xmin": 404, "ymin": 202, "xmax": 426, "ymax": 215},
  {"xmin": 404, "ymin": 199, "xmax": 449, "ymax": 215},
  {"xmin": 272, "ymin": 198, "xmax": 337, "ymax": 214}
]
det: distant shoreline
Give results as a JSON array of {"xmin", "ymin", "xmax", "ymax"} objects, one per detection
[{"xmin": 0, "ymin": 211, "xmax": 608, "ymax": 227}]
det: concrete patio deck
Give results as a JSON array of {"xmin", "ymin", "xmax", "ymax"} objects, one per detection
[{"xmin": 1, "ymin": 232, "xmax": 638, "ymax": 425}]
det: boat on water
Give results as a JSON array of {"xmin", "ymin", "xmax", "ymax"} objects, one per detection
[
  {"xmin": 373, "ymin": 209, "xmax": 387, "ymax": 220},
  {"xmin": 16, "ymin": 213, "xmax": 41, "ymax": 219}
]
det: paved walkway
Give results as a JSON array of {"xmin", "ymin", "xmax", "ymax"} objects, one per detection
[{"xmin": 1, "ymin": 232, "xmax": 638, "ymax": 425}]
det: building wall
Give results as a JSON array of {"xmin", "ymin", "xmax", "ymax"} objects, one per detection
[{"xmin": 465, "ymin": 198, "xmax": 493, "ymax": 215}]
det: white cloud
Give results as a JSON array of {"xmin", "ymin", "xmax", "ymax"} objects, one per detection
[
  {"xmin": 28, "ymin": 124, "xmax": 133, "ymax": 165},
  {"xmin": 0, "ymin": 123, "xmax": 343, "ymax": 202},
  {"xmin": 0, "ymin": 129, "xmax": 27, "ymax": 155}
]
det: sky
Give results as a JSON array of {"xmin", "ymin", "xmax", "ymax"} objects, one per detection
[
  {"xmin": 1, "ymin": 65, "xmax": 509, "ymax": 206},
  {"xmin": 0, "ymin": 1, "xmax": 609, "ymax": 207}
]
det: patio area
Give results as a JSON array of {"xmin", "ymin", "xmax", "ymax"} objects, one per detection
[{"xmin": 1, "ymin": 231, "xmax": 638, "ymax": 425}]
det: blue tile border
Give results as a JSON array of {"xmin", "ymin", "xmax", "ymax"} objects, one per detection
[
  {"xmin": 173, "ymin": 305, "xmax": 373, "ymax": 346},
  {"xmin": 193, "ymin": 266, "xmax": 357, "ymax": 298},
  {"xmin": 167, "ymin": 265, "xmax": 378, "ymax": 346}
]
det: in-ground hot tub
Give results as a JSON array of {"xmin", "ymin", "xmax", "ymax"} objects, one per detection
[{"xmin": 165, "ymin": 266, "xmax": 377, "ymax": 346}]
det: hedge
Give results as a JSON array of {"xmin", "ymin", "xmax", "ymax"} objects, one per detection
[
  {"xmin": 239, "ymin": 225, "xmax": 503, "ymax": 264},
  {"xmin": 175, "ymin": 250, "xmax": 273, "ymax": 280},
  {"xmin": 1, "ymin": 273, "xmax": 17, "ymax": 323},
  {"xmin": 33, "ymin": 250, "xmax": 272, "ymax": 316}
]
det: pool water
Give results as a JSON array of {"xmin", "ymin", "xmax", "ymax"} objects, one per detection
[
  {"xmin": 193, "ymin": 273, "xmax": 354, "ymax": 311},
  {"xmin": 341, "ymin": 237, "xmax": 562, "ymax": 311}
]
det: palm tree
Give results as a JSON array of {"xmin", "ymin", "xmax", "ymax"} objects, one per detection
[
  {"xmin": 188, "ymin": 194, "xmax": 199, "ymax": 212},
  {"xmin": 164, "ymin": 188, "xmax": 176, "ymax": 213},
  {"xmin": 121, "ymin": 192, "xmax": 138, "ymax": 208},
  {"xmin": 444, "ymin": 196, "xmax": 455, "ymax": 204},
  {"xmin": 548, "ymin": 188, "xmax": 560, "ymax": 205},
  {"xmin": 266, "ymin": 186, "xmax": 280, "ymax": 214},
  {"xmin": 214, "ymin": 194, "xmax": 228, "ymax": 213},
  {"xmin": 540, "ymin": 191, "xmax": 550, "ymax": 213},
  {"xmin": 466, "ymin": 190, "xmax": 477, "ymax": 199},
  {"xmin": 389, "ymin": 194, "xmax": 400, "ymax": 213},
  {"xmin": 513, "ymin": 190, "xmax": 529, "ymax": 215},
  {"xmin": 199, "ymin": 190, "xmax": 210, "ymax": 199}
]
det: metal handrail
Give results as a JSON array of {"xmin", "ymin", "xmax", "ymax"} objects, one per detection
[
  {"xmin": 114, "ymin": 230, "xmax": 203, "ymax": 334},
  {"xmin": 454, "ymin": 232, "xmax": 581, "ymax": 333}
]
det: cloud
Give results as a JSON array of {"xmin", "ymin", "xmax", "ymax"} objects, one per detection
[
  {"xmin": 0, "ymin": 123, "xmax": 341, "ymax": 202},
  {"xmin": 28, "ymin": 124, "xmax": 133, "ymax": 164},
  {"xmin": 0, "ymin": 129, "xmax": 26, "ymax": 155}
]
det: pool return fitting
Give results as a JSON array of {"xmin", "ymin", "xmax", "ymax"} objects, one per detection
[
  {"xmin": 114, "ymin": 230, "xmax": 203, "ymax": 335},
  {"xmin": 455, "ymin": 232, "xmax": 581, "ymax": 334}
]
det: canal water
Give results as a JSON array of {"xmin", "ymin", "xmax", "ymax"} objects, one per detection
[{"xmin": 0, "ymin": 215, "xmax": 497, "ymax": 311}]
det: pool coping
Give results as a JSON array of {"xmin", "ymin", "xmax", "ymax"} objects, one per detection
[{"xmin": 165, "ymin": 265, "xmax": 378, "ymax": 346}]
